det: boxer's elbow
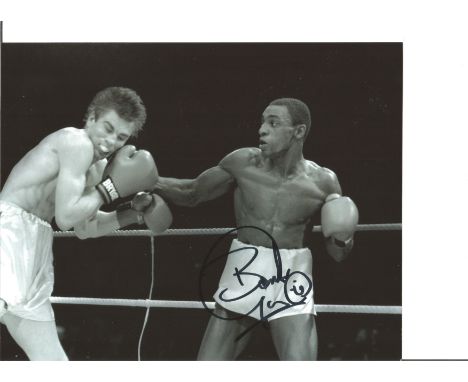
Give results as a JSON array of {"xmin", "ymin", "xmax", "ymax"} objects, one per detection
[
  {"xmin": 55, "ymin": 204, "xmax": 83, "ymax": 232},
  {"xmin": 73, "ymin": 225, "xmax": 91, "ymax": 240},
  {"xmin": 73, "ymin": 219, "xmax": 100, "ymax": 239},
  {"xmin": 74, "ymin": 230, "xmax": 89, "ymax": 240},
  {"xmin": 55, "ymin": 215, "xmax": 74, "ymax": 232}
]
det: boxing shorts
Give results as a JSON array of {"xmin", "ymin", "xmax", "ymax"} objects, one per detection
[
  {"xmin": 0, "ymin": 201, "xmax": 55, "ymax": 321},
  {"xmin": 214, "ymin": 239, "xmax": 316, "ymax": 321}
]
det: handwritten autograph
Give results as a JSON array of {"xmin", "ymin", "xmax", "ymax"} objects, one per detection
[{"xmin": 198, "ymin": 226, "xmax": 312, "ymax": 339}]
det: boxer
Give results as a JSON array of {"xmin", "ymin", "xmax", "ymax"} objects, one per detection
[
  {"xmin": 0, "ymin": 87, "xmax": 170, "ymax": 360},
  {"xmin": 155, "ymin": 98, "xmax": 358, "ymax": 360}
]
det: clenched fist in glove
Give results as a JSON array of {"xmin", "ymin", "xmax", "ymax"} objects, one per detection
[
  {"xmin": 321, "ymin": 193, "xmax": 358, "ymax": 248},
  {"xmin": 96, "ymin": 145, "xmax": 159, "ymax": 204},
  {"xmin": 116, "ymin": 192, "xmax": 173, "ymax": 233}
]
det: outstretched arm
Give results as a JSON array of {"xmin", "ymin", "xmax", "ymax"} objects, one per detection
[{"xmin": 154, "ymin": 165, "xmax": 235, "ymax": 207}]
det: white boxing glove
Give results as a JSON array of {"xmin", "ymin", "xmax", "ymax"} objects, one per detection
[
  {"xmin": 321, "ymin": 194, "xmax": 359, "ymax": 246},
  {"xmin": 143, "ymin": 194, "xmax": 173, "ymax": 234}
]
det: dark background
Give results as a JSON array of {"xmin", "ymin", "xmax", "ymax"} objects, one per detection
[{"xmin": 0, "ymin": 43, "xmax": 401, "ymax": 360}]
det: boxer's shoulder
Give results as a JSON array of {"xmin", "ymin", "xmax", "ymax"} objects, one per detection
[
  {"xmin": 303, "ymin": 160, "xmax": 340, "ymax": 194},
  {"xmin": 54, "ymin": 127, "xmax": 89, "ymax": 140},
  {"xmin": 30, "ymin": 128, "xmax": 93, "ymax": 167},
  {"xmin": 50, "ymin": 127, "xmax": 93, "ymax": 152},
  {"xmin": 304, "ymin": 160, "xmax": 336, "ymax": 180},
  {"xmin": 220, "ymin": 147, "xmax": 259, "ymax": 171}
]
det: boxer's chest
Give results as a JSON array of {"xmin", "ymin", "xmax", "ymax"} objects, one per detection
[{"xmin": 234, "ymin": 166, "xmax": 326, "ymax": 222}]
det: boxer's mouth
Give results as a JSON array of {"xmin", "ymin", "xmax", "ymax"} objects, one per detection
[{"xmin": 97, "ymin": 144, "xmax": 110, "ymax": 158}]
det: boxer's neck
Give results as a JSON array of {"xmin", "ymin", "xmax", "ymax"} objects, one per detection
[{"xmin": 265, "ymin": 145, "xmax": 304, "ymax": 178}]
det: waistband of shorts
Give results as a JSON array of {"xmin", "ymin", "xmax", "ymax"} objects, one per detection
[
  {"xmin": 0, "ymin": 200, "xmax": 52, "ymax": 228},
  {"xmin": 232, "ymin": 238, "xmax": 310, "ymax": 255}
]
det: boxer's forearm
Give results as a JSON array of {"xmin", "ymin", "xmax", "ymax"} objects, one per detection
[
  {"xmin": 74, "ymin": 211, "xmax": 122, "ymax": 239},
  {"xmin": 153, "ymin": 177, "xmax": 199, "ymax": 206},
  {"xmin": 56, "ymin": 181, "xmax": 105, "ymax": 231}
]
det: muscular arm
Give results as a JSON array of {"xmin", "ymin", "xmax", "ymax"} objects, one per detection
[
  {"xmin": 55, "ymin": 135, "xmax": 104, "ymax": 230},
  {"xmin": 321, "ymin": 167, "xmax": 343, "ymax": 198},
  {"xmin": 154, "ymin": 164, "xmax": 235, "ymax": 207},
  {"xmin": 74, "ymin": 192, "xmax": 173, "ymax": 239}
]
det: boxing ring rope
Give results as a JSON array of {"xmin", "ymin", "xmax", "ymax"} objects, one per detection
[
  {"xmin": 50, "ymin": 222, "xmax": 401, "ymax": 359},
  {"xmin": 52, "ymin": 223, "xmax": 402, "ymax": 238},
  {"xmin": 50, "ymin": 223, "xmax": 402, "ymax": 316},
  {"xmin": 49, "ymin": 297, "xmax": 401, "ymax": 315}
]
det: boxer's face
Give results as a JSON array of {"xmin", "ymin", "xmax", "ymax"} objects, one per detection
[
  {"xmin": 258, "ymin": 105, "xmax": 296, "ymax": 157},
  {"xmin": 85, "ymin": 109, "xmax": 135, "ymax": 161}
]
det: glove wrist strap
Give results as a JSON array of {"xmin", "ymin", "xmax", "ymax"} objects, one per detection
[
  {"xmin": 96, "ymin": 177, "xmax": 120, "ymax": 204},
  {"xmin": 116, "ymin": 201, "xmax": 144, "ymax": 227},
  {"xmin": 332, "ymin": 236, "xmax": 353, "ymax": 248}
]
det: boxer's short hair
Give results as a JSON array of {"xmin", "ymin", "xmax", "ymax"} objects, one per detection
[
  {"xmin": 84, "ymin": 87, "xmax": 147, "ymax": 136},
  {"xmin": 269, "ymin": 98, "xmax": 311, "ymax": 138}
]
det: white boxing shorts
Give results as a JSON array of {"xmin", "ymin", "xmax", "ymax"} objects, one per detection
[
  {"xmin": 214, "ymin": 239, "xmax": 316, "ymax": 321},
  {"xmin": 0, "ymin": 201, "xmax": 55, "ymax": 321}
]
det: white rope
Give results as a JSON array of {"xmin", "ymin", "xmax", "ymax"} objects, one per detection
[
  {"xmin": 137, "ymin": 236, "xmax": 155, "ymax": 361},
  {"xmin": 52, "ymin": 223, "xmax": 402, "ymax": 238},
  {"xmin": 50, "ymin": 223, "xmax": 401, "ymax": 358},
  {"xmin": 49, "ymin": 297, "xmax": 401, "ymax": 315}
]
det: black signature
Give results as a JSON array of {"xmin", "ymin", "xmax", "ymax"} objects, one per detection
[{"xmin": 198, "ymin": 226, "xmax": 312, "ymax": 340}]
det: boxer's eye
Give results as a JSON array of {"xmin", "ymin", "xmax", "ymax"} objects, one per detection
[{"xmin": 268, "ymin": 120, "xmax": 279, "ymax": 127}]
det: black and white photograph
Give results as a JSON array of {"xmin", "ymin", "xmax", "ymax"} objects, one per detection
[
  {"xmin": 1, "ymin": 1, "xmax": 468, "ymax": 378},
  {"xmin": 0, "ymin": 41, "xmax": 402, "ymax": 361}
]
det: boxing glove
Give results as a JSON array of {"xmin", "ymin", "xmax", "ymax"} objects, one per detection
[
  {"xmin": 96, "ymin": 145, "xmax": 159, "ymax": 204},
  {"xmin": 143, "ymin": 194, "xmax": 173, "ymax": 234},
  {"xmin": 116, "ymin": 192, "xmax": 152, "ymax": 227},
  {"xmin": 321, "ymin": 194, "xmax": 359, "ymax": 244}
]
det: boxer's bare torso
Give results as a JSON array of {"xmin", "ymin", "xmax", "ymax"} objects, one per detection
[
  {"xmin": 155, "ymin": 104, "xmax": 342, "ymax": 249},
  {"xmin": 221, "ymin": 148, "xmax": 340, "ymax": 249},
  {"xmin": 0, "ymin": 128, "xmax": 105, "ymax": 222}
]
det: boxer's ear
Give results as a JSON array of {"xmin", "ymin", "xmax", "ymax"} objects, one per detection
[
  {"xmin": 87, "ymin": 111, "xmax": 97, "ymax": 124},
  {"xmin": 294, "ymin": 124, "xmax": 307, "ymax": 140}
]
